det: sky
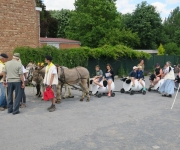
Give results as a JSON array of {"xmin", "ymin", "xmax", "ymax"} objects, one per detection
[{"xmin": 43, "ymin": 0, "xmax": 180, "ymax": 20}]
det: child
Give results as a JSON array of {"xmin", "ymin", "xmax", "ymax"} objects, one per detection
[
  {"xmin": 129, "ymin": 66, "xmax": 138, "ymax": 87},
  {"xmin": 137, "ymin": 66, "xmax": 145, "ymax": 90},
  {"xmin": 93, "ymin": 65, "xmax": 103, "ymax": 87}
]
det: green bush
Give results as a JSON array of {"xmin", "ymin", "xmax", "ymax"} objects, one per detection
[
  {"xmin": 14, "ymin": 45, "xmax": 151, "ymax": 67},
  {"xmin": 164, "ymin": 42, "xmax": 180, "ymax": 55}
]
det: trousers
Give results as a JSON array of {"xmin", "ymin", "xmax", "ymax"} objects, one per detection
[
  {"xmin": 7, "ymin": 82, "xmax": 22, "ymax": 113},
  {"xmin": 0, "ymin": 83, "xmax": 7, "ymax": 107}
]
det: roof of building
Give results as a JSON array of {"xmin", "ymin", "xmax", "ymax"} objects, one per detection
[
  {"xmin": 134, "ymin": 50, "xmax": 158, "ymax": 54},
  {"xmin": 40, "ymin": 38, "xmax": 81, "ymax": 44}
]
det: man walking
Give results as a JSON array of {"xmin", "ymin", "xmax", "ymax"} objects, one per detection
[
  {"xmin": 3, "ymin": 53, "xmax": 25, "ymax": 115},
  {"xmin": 43, "ymin": 56, "xmax": 58, "ymax": 112},
  {"xmin": 0, "ymin": 53, "xmax": 8, "ymax": 111}
]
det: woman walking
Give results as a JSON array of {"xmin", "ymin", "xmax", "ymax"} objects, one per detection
[{"xmin": 159, "ymin": 61, "xmax": 175, "ymax": 97}]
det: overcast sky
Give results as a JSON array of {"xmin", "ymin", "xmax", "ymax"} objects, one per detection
[{"xmin": 43, "ymin": 0, "xmax": 180, "ymax": 20}]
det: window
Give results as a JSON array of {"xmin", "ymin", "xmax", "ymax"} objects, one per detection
[{"xmin": 47, "ymin": 43, "xmax": 59, "ymax": 49}]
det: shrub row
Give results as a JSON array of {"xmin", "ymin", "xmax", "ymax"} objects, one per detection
[{"xmin": 13, "ymin": 45, "xmax": 151, "ymax": 68}]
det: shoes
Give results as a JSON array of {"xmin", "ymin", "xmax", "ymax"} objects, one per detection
[
  {"xmin": 168, "ymin": 94, "xmax": 172, "ymax": 97},
  {"xmin": 49, "ymin": 105, "xmax": 56, "ymax": 112},
  {"xmin": 13, "ymin": 111, "xmax": 20, "ymax": 115},
  {"xmin": 20, "ymin": 104, "xmax": 26, "ymax": 108},
  {"xmin": 47, "ymin": 104, "xmax": 53, "ymax": 110},
  {"xmin": 143, "ymin": 87, "xmax": 146, "ymax": 91},
  {"xmin": 162, "ymin": 94, "xmax": 172, "ymax": 97},
  {"xmin": 132, "ymin": 84, "xmax": 135, "ymax": 87},
  {"xmin": 56, "ymin": 100, "xmax": 61, "ymax": 104},
  {"xmin": 166, "ymin": 94, "xmax": 172, "ymax": 98},
  {"xmin": 0, "ymin": 107, "xmax": 5, "ymax": 111},
  {"xmin": 150, "ymin": 84, "xmax": 154, "ymax": 88}
]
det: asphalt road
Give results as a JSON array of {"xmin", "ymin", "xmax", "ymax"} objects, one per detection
[{"xmin": 0, "ymin": 77, "xmax": 180, "ymax": 150}]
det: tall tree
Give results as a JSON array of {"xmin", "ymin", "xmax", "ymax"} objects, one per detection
[
  {"xmin": 35, "ymin": 0, "xmax": 58, "ymax": 37},
  {"xmin": 50, "ymin": 9, "xmax": 71, "ymax": 38},
  {"xmin": 163, "ymin": 7, "xmax": 180, "ymax": 46},
  {"xmin": 164, "ymin": 42, "xmax": 180, "ymax": 55},
  {"xmin": 126, "ymin": 1, "xmax": 162, "ymax": 49},
  {"xmin": 99, "ymin": 28, "xmax": 140, "ymax": 48},
  {"xmin": 66, "ymin": 0, "xmax": 121, "ymax": 48}
]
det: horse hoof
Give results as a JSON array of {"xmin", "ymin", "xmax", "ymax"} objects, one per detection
[
  {"xmin": 56, "ymin": 100, "xmax": 61, "ymax": 104},
  {"xmin": 62, "ymin": 97, "xmax": 65, "ymax": 99},
  {"xmin": 80, "ymin": 99, "xmax": 83, "ymax": 102}
]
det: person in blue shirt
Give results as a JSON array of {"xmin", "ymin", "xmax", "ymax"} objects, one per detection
[
  {"xmin": 137, "ymin": 66, "xmax": 145, "ymax": 90},
  {"xmin": 129, "ymin": 66, "xmax": 138, "ymax": 87}
]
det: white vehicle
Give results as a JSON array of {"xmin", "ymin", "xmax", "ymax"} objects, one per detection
[
  {"xmin": 148, "ymin": 79, "xmax": 165, "ymax": 92},
  {"xmin": 120, "ymin": 77, "xmax": 146, "ymax": 95},
  {"xmin": 90, "ymin": 78, "xmax": 115, "ymax": 98}
]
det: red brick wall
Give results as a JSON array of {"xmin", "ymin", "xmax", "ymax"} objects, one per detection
[
  {"xmin": 60, "ymin": 43, "xmax": 80, "ymax": 49},
  {"xmin": 0, "ymin": 0, "xmax": 40, "ymax": 58}
]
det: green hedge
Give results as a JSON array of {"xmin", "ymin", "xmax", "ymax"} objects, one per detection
[{"xmin": 13, "ymin": 45, "xmax": 151, "ymax": 67}]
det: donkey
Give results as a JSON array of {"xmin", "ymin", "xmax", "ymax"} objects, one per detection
[
  {"xmin": 31, "ymin": 66, "xmax": 75, "ymax": 103},
  {"xmin": 57, "ymin": 66, "xmax": 90, "ymax": 102}
]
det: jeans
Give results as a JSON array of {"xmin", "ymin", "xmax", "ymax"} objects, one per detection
[
  {"xmin": 106, "ymin": 77, "xmax": 113, "ymax": 81},
  {"xmin": 7, "ymin": 82, "xmax": 22, "ymax": 113},
  {"xmin": 0, "ymin": 83, "xmax": 7, "ymax": 107}
]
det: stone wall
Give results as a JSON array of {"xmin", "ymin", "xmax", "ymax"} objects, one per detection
[{"xmin": 0, "ymin": 0, "xmax": 40, "ymax": 58}]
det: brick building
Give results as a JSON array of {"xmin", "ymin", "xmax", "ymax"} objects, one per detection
[
  {"xmin": 40, "ymin": 38, "xmax": 81, "ymax": 49},
  {"xmin": 0, "ymin": 0, "xmax": 41, "ymax": 57}
]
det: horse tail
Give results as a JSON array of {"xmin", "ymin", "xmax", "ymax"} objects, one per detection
[{"xmin": 87, "ymin": 76, "xmax": 90, "ymax": 89}]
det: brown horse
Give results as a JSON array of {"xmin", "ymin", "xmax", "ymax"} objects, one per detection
[{"xmin": 57, "ymin": 66, "xmax": 90, "ymax": 102}]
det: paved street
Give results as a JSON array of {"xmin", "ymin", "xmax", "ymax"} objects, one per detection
[{"xmin": 0, "ymin": 77, "xmax": 180, "ymax": 150}]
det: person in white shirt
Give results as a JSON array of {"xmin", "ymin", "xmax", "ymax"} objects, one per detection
[
  {"xmin": 159, "ymin": 61, "xmax": 175, "ymax": 97},
  {"xmin": 43, "ymin": 56, "xmax": 58, "ymax": 112}
]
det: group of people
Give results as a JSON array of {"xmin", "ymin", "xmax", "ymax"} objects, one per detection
[
  {"xmin": 128, "ymin": 60, "xmax": 146, "ymax": 90},
  {"xmin": 0, "ymin": 53, "xmax": 58, "ymax": 114},
  {"xmin": 0, "ymin": 53, "xmax": 178, "ymax": 115},
  {"xmin": 149, "ymin": 61, "xmax": 175, "ymax": 97},
  {"xmin": 128, "ymin": 60, "xmax": 176, "ymax": 97},
  {"xmin": 93, "ymin": 64, "xmax": 114, "ymax": 97},
  {"xmin": 0, "ymin": 53, "xmax": 28, "ymax": 114}
]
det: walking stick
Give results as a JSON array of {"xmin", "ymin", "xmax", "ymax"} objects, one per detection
[{"xmin": 171, "ymin": 83, "xmax": 180, "ymax": 109}]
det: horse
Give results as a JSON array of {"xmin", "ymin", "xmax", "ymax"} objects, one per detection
[
  {"xmin": 57, "ymin": 66, "xmax": 90, "ymax": 102},
  {"xmin": 27, "ymin": 63, "xmax": 73, "ymax": 102}
]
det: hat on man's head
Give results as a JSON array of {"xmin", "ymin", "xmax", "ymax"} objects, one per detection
[
  {"xmin": 0, "ymin": 53, "xmax": 8, "ymax": 58},
  {"xmin": 13, "ymin": 53, "xmax": 20, "ymax": 58},
  {"xmin": 45, "ymin": 55, "xmax": 52, "ymax": 61}
]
